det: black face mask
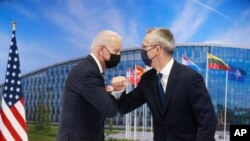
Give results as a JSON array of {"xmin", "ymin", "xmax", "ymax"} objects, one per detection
[
  {"xmin": 104, "ymin": 46, "xmax": 121, "ymax": 68},
  {"xmin": 140, "ymin": 47, "xmax": 157, "ymax": 67}
]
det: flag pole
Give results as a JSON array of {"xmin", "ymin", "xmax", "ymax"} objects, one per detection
[
  {"xmin": 125, "ymin": 69, "xmax": 129, "ymax": 139},
  {"xmin": 134, "ymin": 65, "xmax": 137, "ymax": 140},
  {"xmin": 142, "ymin": 66, "xmax": 146, "ymax": 138},
  {"xmin": 143, "ymin": 103, "xmax": 145, "ymax": 137},
  {"xmin": 145, "ymin": 107, "xmax": 146, "ymax": 135},
  {"xmin": 129, "ymin": 109, "xmax": 131, "ymax": 137},
  {"xmin": 224, "ymin": 70, "xmax": 228, "ymax": 141},
  {"xmin": 150, "ymin": 115, "xmax": 153, "ymax": 136},
  {"xmin": 205, "ymin": 52, "xmax": 209, "ymax": 87}
]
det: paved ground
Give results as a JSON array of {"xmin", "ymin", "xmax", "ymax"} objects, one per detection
[{"xmin": 105, "ymin": 131, "xmax": 230, "ymax": 141}]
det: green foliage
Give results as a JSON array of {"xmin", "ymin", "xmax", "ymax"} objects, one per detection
[
  {"xmin": 105, "ymin": 129, "xmax": 120, "ymax": 135},
  {"xmin": 28, "ymin": 124, "xmax": 57, "ymax": 141},
  {"xmin": 33, "ymin": 94, "xmax": 52, "ymax": 134},
  {"xmin": 28, "ymin": 133, "xmax": 55, "ymax": 141},
  {"xmin": 34, "ymin": 105, "xmax": 51, "ymax": 133},
  {"xmin": 105, "ymin": 139, "xmax": 138, "ymax": 141},
  {"xmin": 28, "ymin": 124, "xmax": 57, "ymax": 137}
]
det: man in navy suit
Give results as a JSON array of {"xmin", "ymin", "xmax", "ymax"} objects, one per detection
[
  {"xmin": 57, "ymin": 30, "xmax": 123, "ymax": 141},
  {"xmin": 112, "ymin": 28, "xmax": 217, "ymax": 141}
]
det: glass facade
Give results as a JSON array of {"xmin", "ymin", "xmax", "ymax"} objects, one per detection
[
  {"xmin": 174, "ymin": 45, "xmax": 250, "ymax": 130},
  {"xmin": 0, "ymin": 44, "xmax": 249, "ymax": 130}
]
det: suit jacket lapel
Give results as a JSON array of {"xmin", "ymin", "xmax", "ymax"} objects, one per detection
[
  {"xmin": 150, "ymin": 69, "xmax": 164, "ymax": 116},
  {"xmin": 163, "ymin": 61, "xmax": 180, "ymax": 114},
  {"xmin": 87, "ymin": 55, "xmax": 104, "ymax": 81}
]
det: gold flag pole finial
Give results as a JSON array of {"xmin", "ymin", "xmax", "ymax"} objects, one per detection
[{"xmin": 12, "ymin": 21, "xmax": 16, "ymax": 31}]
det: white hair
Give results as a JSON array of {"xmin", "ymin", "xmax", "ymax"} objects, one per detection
[
  {"xmin": 91, "ymin": 30, "xmax": 122, "ymax": 52},
  {"xmin": 147, "ymin": 28, "xmax": 175, "ymax": 54}
]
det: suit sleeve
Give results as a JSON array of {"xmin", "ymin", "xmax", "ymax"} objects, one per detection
[
  {"xmin": 118, "ymin": 76, "xmax": 146, "ymax": 114},
  {"xmin": 188, "ymin": 72, "xmax": 217, "ymax": 141},
  {"xmin": 80, "ymin": 72, "xmax": 118, "ymax": 117}
]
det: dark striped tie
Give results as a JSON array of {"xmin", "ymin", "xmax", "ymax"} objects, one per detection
[{"xmin": 157, "ymin": 73, "xmax": 165, "ymax": 106}]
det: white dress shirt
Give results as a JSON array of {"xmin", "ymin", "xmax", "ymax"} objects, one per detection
[
  {"xmin": 90, "ymin": 53, "xmax": 123, "ymax": 99},
  {"xmin": 90, "ymin": 53, "xmax": 103, "ymax": 74},
  {"xmin": 158, "ymin": 58, "xmax": 174, "ymax": 93}
]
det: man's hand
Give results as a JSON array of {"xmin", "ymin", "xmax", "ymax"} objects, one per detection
[
  {"xmin": 111, "ymin": 76, "xmax": 128, "ymax": 91},
  {"xmin": 105, "ymin": 85, "xmax": 114, "ymax": 93}
]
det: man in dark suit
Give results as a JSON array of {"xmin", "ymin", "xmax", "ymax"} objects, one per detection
[
  {"xmin": 112, "ymin": 28, "xmax": 217, "ymax": 141},
  {"xmin": 57, "ymin": 30, "xmax": 123, "ymax": 141}
]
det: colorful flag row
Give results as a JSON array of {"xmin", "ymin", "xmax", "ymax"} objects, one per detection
[{"xmin": 182, "ymin": 54, "xmax": 247, "ymax": 83}]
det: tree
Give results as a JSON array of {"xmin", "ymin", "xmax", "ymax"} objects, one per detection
[{"xmin": 34, "ymin": 93, "xmax": 52, "ymax": 134}]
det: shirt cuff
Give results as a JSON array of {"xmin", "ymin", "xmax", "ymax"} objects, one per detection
[{"xmin": 111, "ymin": 89, "xmax": 125, "ymax": 100}]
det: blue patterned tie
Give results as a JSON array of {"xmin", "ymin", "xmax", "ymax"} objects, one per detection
[
  {"xmin": 101, "ymin": 73, "xmax": 105, "ymax": 79},
  {"xmin": 157, "ymin": 73, "xmax": 165, "ymax": 106}
]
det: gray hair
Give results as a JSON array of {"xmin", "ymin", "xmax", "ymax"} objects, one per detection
[
  {"xmin": 147, "ymin": 28, "xmax": 175, "ymax": 54},
  {"xmin": 91, "ymin": 30, "xmax": 122, "ymax": 52}
]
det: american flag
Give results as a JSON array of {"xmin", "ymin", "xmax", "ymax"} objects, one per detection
[{"xmin": 0, "ymin": 23, "xmax": 28, "ymax": 141}]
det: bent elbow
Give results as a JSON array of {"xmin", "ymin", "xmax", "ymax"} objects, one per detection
[
  {"xmin": 105, "ymin": 109, "xmax": 117, "ymax": 117},
  {"xmin": 118, "ymin": 107, "xmax": 129, "ymax": 115},
  {"xmin": 104, "ymin": 106, "xmax": 118, "ymax": 117}
]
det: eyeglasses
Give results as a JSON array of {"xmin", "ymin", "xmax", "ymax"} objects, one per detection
[
  {"xmin": 103, "ymin": 46, "xmax": 111, "ymax": 54},
  {"xmin": 141, "ymin": 45, "xmax": 158, "ymax": 51},
  {"xmin": 103, "ymin": 45, "xmax": 120, "ymax": 55}
]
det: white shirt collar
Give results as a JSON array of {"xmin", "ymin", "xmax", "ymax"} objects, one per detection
[
  {"xmin": 159, "ymin": 57, "xmax": 174, "ymax": 76},
  {"xmin": 90, "ymin": 53, "xmax": 103, "ymax": 74}
]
